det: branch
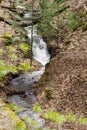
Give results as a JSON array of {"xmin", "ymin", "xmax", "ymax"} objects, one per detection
[
  {"xmin": 0, "ymin": 15, "xmax": 41, "ymax": 27},
  {"xmin": 56, "ymin": 5, "xmax": 70, "ymax": 14},
  {"xmin": 0, "ymin": 5, "xmax": 40, "ymax": 13},
  {"xmin": 20, "ymin": 17, "xmax": 41, "ymax": 27},
  {"xmin": 0, "ymin": 5, "xmax": 27, "ymax": 12},
  {"xmin": 0, "ymin": 16, "xmax": 12, "ymax": 25}
]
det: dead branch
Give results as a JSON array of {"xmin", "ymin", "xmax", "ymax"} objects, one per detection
[{"xmin": 0, "ymin": 16, "xmax": 12, "ymax": 25}]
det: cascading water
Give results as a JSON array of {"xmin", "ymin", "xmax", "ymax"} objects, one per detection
[
  {"xmin": 25, "ymin": 25, "xmax": 50, "ymax": 65},
  {"xmin": 7, "ymin": 12, "xmax": 50, "ymax": 130}
]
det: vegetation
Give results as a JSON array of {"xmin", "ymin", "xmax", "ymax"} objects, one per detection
[
  {"xmin": 34, "ymin": 103, "xmax": 42, "ymax": 113},
  {"xmin": 3, "ymin": 32, "xmax": 13, "ymax": 45},
  {"xmin": 15, "ymin": 121, "xmax": 27, "ymax": 130},
  {"xmin": 45, "ymin": 87, "xmax": 54, "ymax": 100},
  {"xmin": 33, "ymin": 104, "xmax": 87, "ymax": 129},
  {"xmin": 19, "ymin": 43, "xmax": 30, "ymax": 53},
  {"xmin": 38, "ymin": 0, "xmax": 66, "ymax": 41},
  {"xmin": 0, "ymin": 44, "xmax": 32, "ymax": 77},
  {"xmin": 0, "ymin": 60, "xmax": 17, "ymax": 78},
  {"xmin": 8, "ymin": 103, "xmax": 23, "ymax": 112},
  {"xmin": 66, "ymin": 11, "xmax": 81, "ymax": 31},
  {"xmin": 0, "ymin": 31, "xmax": 32, "ymax": 80}
]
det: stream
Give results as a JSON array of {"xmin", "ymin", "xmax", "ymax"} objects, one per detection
[{"xmin": 7, "ymin": 12, "xmax": 50, "ymax": 130}]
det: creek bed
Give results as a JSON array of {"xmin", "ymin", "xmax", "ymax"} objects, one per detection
[{"xmin": 7, "ymin": 17, "xmax": 50, "ymax": 129}]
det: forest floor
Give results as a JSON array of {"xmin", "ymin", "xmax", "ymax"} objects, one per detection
[
  {"xmin": 36, "ymin": 0, "xmax": 87, "ymax": 130},
  {"xmin": 37, "ymin": 41, "xmax": 87, "ymax": 130}
]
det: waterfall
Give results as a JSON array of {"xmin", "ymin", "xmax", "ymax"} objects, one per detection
[
  {"xmin": 11, "ymin": 24, "xmax": 50, "ymax": 89},
  {"xmin": 11, "ymin": 12, "xmax": 50, "ymax": 89},
  {"xmin": 7, "ymin": 12, "xmax": 50, "ymax": 130},
  {"xmin": 24, "ymin": 18, "xmax": 50, "ymax": 66}
]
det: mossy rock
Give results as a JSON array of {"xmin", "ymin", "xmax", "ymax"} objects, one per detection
[
  {"xmin": 0, "ymin": 99, "xmax": 28, "ymax": 130},
  {"xmin": 82, "ymin": 24, "xmax": 87, "ymax": 31}
]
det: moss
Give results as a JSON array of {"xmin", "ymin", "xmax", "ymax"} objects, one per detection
[
  {"xmin": 65, "ymin": 113, "xmax": 76, "ymax": 122},
  {"xmin": 15, "ymin": 121, "xmax": 27, "ymax": 130},
  {"xmin": 19, "ymin": 43, "xmax": 30, "ymax": 53},
  {"xmin": 78, "ymin": 116, "xmax": 87, "ymax": 125},
  {"xmin": 0, "ymin": 99, "xmax": 28, "ymax": 130},
  {"xmin": 82, "ymin": 24, "xmax": 87, "ymax": 31},
  {"xmin": 2, "ymin": 32, "xmax": 13, "ymax": 45},
  {"xmin": 66, "ymin": 11, "xmax": 81, "ymax": 31},
  {"xmin": 45, "ymin": 87, "xmax": 54, "ymax": 100},
  {"xmin": 8, "ymin": 103, "xmax": 23, "ymax": 112}
]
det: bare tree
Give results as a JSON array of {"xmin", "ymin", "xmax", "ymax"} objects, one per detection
[{"xmin": 30, "ymin": 0, "xmax": 34, "ymax": 66}]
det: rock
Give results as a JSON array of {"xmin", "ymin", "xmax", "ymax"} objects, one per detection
[{"xmin": 0, "ymin": 98, "xmax": 28, "ymax": 130}]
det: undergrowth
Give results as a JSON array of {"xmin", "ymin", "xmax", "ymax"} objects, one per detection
[
  {"xmin": 33, "ymin": 103, "xmax": 87, "ymax": 129},
  {"xmin": 0, "ymin": 32, "xmax": 31, "ymax": 81}
]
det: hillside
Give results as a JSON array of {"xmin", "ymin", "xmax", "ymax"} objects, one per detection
[
  {"xmin": 36, "ymin": 0, "xmax": 87, "ymax": 129},
  {"xmin": 0, "ymin": 0, "xmax": 87, "ymax": 130}
]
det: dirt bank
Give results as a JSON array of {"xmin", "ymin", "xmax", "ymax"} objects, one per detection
[{"xmin": 36, "ymin": 38, "xmax": 87, "ymax": 129}]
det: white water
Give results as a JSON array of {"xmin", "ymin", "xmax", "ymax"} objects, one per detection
[
  {"xmin": 24, "ymin": 11, "xmax": 50, "ymax": 65},
  {"xmin": 7, "ymin": 13, "xmax": 50, "ymax": 130},
  {"xmin": 25, "ymin": 26, "xmax": 50, "ymax": 65}
]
